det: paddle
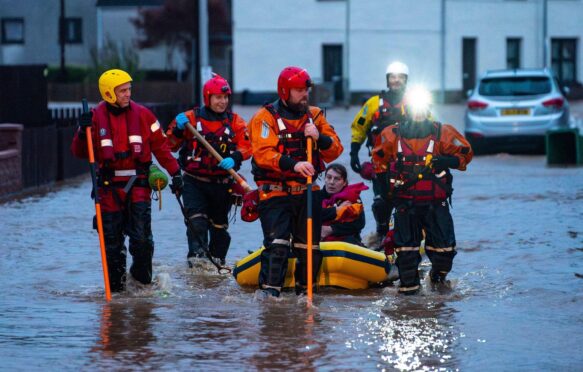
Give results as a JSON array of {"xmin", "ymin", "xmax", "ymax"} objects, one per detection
[
  {"xmin": 82, "ymin": 98, "xmax": 111, "ymax": 301},
  {"xmin": 184, "ymin": 122, "xmax": 251, "ymax": 193},
  {"xmin": 306, "ymin": 134, "xmax": 314, "ymax": 304}
]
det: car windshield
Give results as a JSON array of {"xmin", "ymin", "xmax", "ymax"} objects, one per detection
[{"xmin": 478, "ymin": 76, "xmax": 552, "ymax": 96}]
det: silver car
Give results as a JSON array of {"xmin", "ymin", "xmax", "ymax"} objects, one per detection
[{"xmin": 465, "ymin": 68, "xmax": 570, "ymax": 154}]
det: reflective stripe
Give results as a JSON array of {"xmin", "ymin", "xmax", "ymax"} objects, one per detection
[
  {"xmin": 399, "ymin": 285, "xmax": 420, "ymax": 292},
  {"xmin": 197, "ymin": 121, "xmax": 203, "ymax": 131},
  {"xmin": 272, "ymin": 239, "xmax": 290, "ymax": 246},
  {"xmin": 276, "ymin": 118, "xmax": 286, "ymax": 131},
  {"xmin": 293, "ymin": 243, "xmax": 320, "ymax": 250},
  {"xmin": 397, "ymin": 140, "xmax": 403, "ymax": 153},
  {"xmin": 189, "ymin": 213, "xmax": 208, "ymax": 220},
  {"xmin": 225, "ymin": 128, "xmax": 231, "ymax": 135},
  {"xmin": 425, "ymin": 246, "xmax": 454, "ymax": 253},
  {"xmin": 114, "ymin": 169, "xmax": 137, "ymax": 176},
  {"xmin": 150, "ymin": 121, "xmax": 161, "ymax": 132},
  {"xmin": 129, "ymin": 135, "xmax": 142, "ymax": 143},
  {"xmin": 101, "ymin": 139, "xmax": 113, "ymax": 147},
  {"xmin": 379, "ymin": 98, "xmax": 384, "ymax": 107},
  {"xmin": 211, "ymin": 222, "xmax": 228, "ymax": 229},
  {"xmin": 427, "ymin": 139, "xmax": 435, "ymax": 153},
  {"xmin": 395, "ymin": 246, "xmax": 420, "ymax": 253},
  {"xmin": 261, "ymin": 284, "xmax": 281, "ymax": 292}
]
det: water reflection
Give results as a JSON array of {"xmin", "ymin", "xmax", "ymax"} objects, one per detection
[
  {"xmin": 374, "ymin": 295, "xmax": 460, "ymax": 370},
  {"xmin": 92, "ymin": 300, "xmax": 158, "ymax": 364},
  {"xmin": 248, "ymin": 301, "xmax": 327, "ymax": 370}
]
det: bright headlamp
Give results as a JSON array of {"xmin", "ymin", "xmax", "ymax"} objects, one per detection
[{"xmin": 406, "ymin": 85, "xmax": 432, "ymax": 118}]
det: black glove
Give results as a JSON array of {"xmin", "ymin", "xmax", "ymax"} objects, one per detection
[
  {"xmin": 350, "ymin": 142, "xmax": 362, "ymax": 173},
  {"xmin": 431, "ymin": 156, "xmax": 460, "ymax": 171},
  {"xmin": 170, "ymin": 172, "xmax": 184, "ymax": 195},
  {"xmin": 79, "ymin": 111, "xmax": 93, "ymax": 130}
]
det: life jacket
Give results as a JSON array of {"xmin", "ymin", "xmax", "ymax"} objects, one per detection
[
  {"xmin": 93, "ymin": 101, "xmax": 146, "ymax": 163},
  {"xmin": 366, "ymin": 91, "xmax": 406, "ymax": 149},
  {"xmin": 388, "ymin": 122, "xmax": 453, "ymax": 202},
  {"xmin": 179, "ymin": 108, "xmax": 237, "ymax": 177},
  {"xmin": 252, "ymin": 103, "xmax": 325, "ymax": 184},
  {"xmin": 322, "ymin": 182, "xmax": 368, "ymax": 209}
]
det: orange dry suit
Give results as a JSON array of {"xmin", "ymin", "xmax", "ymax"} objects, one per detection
[
  {"xmin": 372, "ymin": 118, "xmax": 473, "ymax": 294},
  {"xmin": 248, "ymin": 100, "xmax": 343, "ymax": 293}
]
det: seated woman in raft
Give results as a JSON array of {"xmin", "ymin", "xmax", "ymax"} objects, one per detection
[{"xmin": 320, "ymin": 163, "xmax": 368, "ymax": 246}]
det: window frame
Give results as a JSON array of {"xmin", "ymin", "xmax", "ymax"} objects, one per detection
[
  {"xmin": 551, "ymin": 38, "xmax": 578, "ymax": 86},
  {"xmin": 506, "ymin": 37, "xmax": 522, "ymax": 70},
  {"xmin": 1, "ymin": 17, "xmax": 25, "ymax": 45}
]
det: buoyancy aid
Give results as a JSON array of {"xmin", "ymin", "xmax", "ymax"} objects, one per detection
[
  {"xmin": 179, "ymin": 108, "xmax": 237, "ymax": 177},
  {"xmin": 367, "ymin": 91, "xmax": 406, "ymax": 149},
  {"xmin": 252, "ymin": 103, "xmax": 325, "ymax": 184},
  {"xmin": 93, "ymin": 101, "xmax": 146, "ymax": 162},
  {"xmin": 388, "ymin": 122, "xmax": 453, "ymax": 202}
]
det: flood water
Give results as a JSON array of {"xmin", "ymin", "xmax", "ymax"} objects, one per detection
[{"xmin": 1, "ymin": 106, "xmax": 583, "ymax": 370}]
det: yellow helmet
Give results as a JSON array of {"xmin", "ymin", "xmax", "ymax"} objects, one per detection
[{"xmin": 98, "ymin": 69, "xmax": 133, "ymax": 104}]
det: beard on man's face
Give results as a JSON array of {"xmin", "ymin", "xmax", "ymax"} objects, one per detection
[{"xmin": 285, "ymin": 99, "xmax": 309, "ymax": 114}]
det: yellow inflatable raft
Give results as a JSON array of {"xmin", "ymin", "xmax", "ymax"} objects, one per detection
[{"xmin": 233, "ymin": 241, "xmax": 391, "ymax": 290}]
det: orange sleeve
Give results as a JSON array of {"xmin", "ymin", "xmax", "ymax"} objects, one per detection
[
  {"xmin": 372, "ymin": 125, "xmax": 398, "ymax": 165},
  {"xmin": 334, "ymin": 203, "xmax": 363, "ymax": 223},
  {"xmin": 249, "ymin": 108, "xmax": 284, "ymax": 172},
  {"xmin": 438, "ymin": 124, "xmax": 474, "ymax": 171},
  {"xmin": 232, "ymin": 113, "xmax": 252, "ymax": 160},
  {"xmin": 312, "ymin": 107, "xmax": 343, "ymax": 163}
]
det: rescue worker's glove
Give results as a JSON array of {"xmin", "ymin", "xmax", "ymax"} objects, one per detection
[
  {"xmin": 77, "ymin": 111, "xmax": 93, "ymax": 138},
  {"xmin": 170, "ymin": 172, "xmax": 184, "ymax": 196},
  {"xmin": 431, "ymin": 156, "xmax": 460, "ymax": 171},
  {"xmin": 349, "ymin": 142, "xmax": 362, "ymax": 173},
  {"xmin": 218, "ymin": 157, "xmax": 235, "ymax": 170},
  {"xmin": 175, "ymin": 112, "xmax": 190, "ymax": 130}
]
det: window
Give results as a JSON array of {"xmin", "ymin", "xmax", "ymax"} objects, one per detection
[
  {"xmin": 61, "ymin": 18, "xmax": 82, "ymax": 44},
  {"xmin": 506, "ymin": 38, "xmax": 521, "ymax": 69},
  {"xmin": 1, "ymin": 18, "xmax": 24, "ymax": 44},
  {"xmin": 551, "ymin": 38, "xmax": 577, "ymax": 85},
  {"xmin": 478, "ymin": 77, "xmax": 551, "ymax": 97}
]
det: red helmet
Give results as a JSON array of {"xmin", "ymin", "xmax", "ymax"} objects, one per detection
[
  {"xmin": 203, "ymin": 74, "xmax": 231, "ymax": 106},
  {"xmin": 277, "ymin": 66, "xmax": 312, "ymax": 101}
]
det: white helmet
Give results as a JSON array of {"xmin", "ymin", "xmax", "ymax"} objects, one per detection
[{"xmin": 386, "ymin": 61, "xmax": 409, "ymax": 77}]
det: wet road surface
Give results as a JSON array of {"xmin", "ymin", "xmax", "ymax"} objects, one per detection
[{"xmin": 1, "ymin": 104, "xmax": 583, "ymax": 370}]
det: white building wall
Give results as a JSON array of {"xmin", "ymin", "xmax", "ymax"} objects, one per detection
[{"xmin": 234, "ymin": 0, "xmax": 583, "ymax": 96}]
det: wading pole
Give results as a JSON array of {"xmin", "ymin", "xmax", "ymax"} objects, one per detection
[
  {"xmin": 83, "ymin": 99, "xmax": 111, "ymax": 301},
  {"xmin": 185, "ymin": 122, "xmax": 251, "ymax": 192},
  {"xmin": 306, "ymin": 135, "xmax": 314, "ymax": 304}
]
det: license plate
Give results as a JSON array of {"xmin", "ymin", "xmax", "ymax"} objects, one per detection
[{"xmin": 501, "ymin": 108, "xmax": 530, "ymax": 116}]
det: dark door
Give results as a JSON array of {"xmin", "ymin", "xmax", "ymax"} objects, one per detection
[
  {"xmin": 323, "ymin": 44, "xmax": 343, "ymax": 101},
  {"xmin": 462, "ymin": 38, "xmax": 477, "ymax": 94}
]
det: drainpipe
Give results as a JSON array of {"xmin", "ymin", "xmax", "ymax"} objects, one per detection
[{"xmin": 440, "ymin": 0, "xmax": 446, "ymax": 103}]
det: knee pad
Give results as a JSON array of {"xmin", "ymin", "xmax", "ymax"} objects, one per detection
[
  {"xmin": 187, "ymin": 215, "xmax": 209, "ymax": 235},
  {"xmin": 259, "ymin": 244, "xmax": 289, "ymax": 288},
  {"xmin": 372, "ymin": 196, "xmax": 391, "ymax": 227},
  {"xmin": 426, "ymin": 248, "xmax": 457, "ymax": 273},
  {"xmin": 395, "ymin": 250, "xmax": 421, "ymax": 287},
  {"xmin": 209, "ymin": 225, "xmax": 231, "ymax": 260}
]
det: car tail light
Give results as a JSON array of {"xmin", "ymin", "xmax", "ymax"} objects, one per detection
[
  {"xmin": 542, "ymin": 97, "xmax": 564, "ymax": 110},
  {"xmin": 467, "ymin": 100, "xmax": 489, "ymax": 111}
]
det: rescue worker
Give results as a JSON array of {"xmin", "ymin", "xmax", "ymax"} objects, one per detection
[
  {"xmin": 166, "ymin": 74, "xmax": 252, "ymax": 267},
  {"xmin": 373, "ymin": 86, "xmax": 473, "ymax": 294},
  {"xmin": 321, "ymin": 163, "xmax": 367, "ymax": 246},
  {"xmin": 349, "ymin": 61, "xmax": 409, "ymax": 247},
  {"xmin": 249, "ymin": 66, "xmax": 343, "ymax": 297},
  {"xmin": 71, "ymin": 69, "xmax": 183, "ymax": 292}
]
